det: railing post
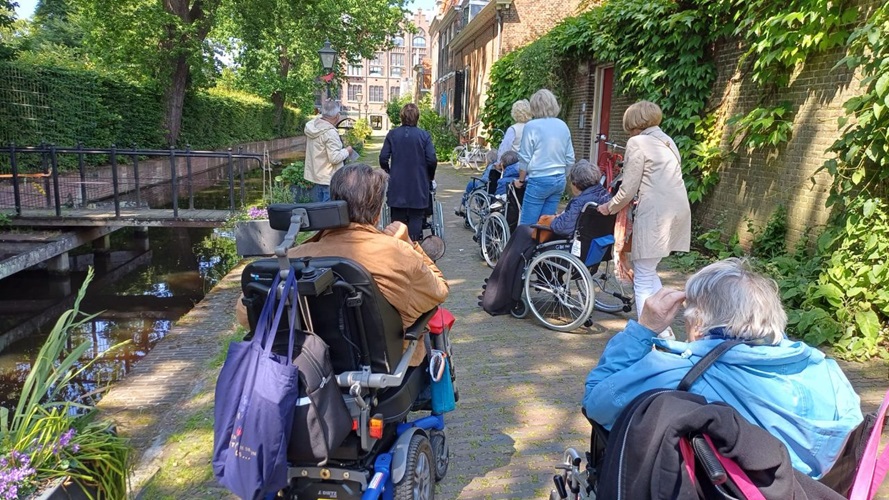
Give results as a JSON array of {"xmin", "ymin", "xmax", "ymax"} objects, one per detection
[
  {"xmin": 227, "ymin": 148, "xmax": 235, "ymax": 212},
  {"xmin": 10, "ymin": 143, "xmax": 21, "ymax": 216},
  {"xmin": 110, "ymin": 145, "xmax": 121, "ymax": 217},
  {"xmin": 131, "ymin": 144, "xmax": 141, "ymax": 208},
  {"xmin": 50, "ymin": 144, "xmax": 62, "ymax": 216},
  {"xmin": 238, "ymin": 146, "xmax": 246, "ymax": 208},
  {"xmin": 186, "ymin": 144, "xmax": 194, "ymax": 210},
  {"xmin": 170, "ymin": 147, "xmax": 179, "ymax": 217},
  {"xmin": 41, "ymin": 143, "xmax": 51, "ymax": 208},
  {"xmin": 77, "ymin": 143, "xmax": 87, "ymax": 208}
]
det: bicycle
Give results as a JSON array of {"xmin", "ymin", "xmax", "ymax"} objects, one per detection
[
  {"xmin": 452, "ymin": 122, "xmax": 489, "ymax": 171},
  {"xmin": 594, "ymin": 134, "xmax": 625, "ymax": 189}
]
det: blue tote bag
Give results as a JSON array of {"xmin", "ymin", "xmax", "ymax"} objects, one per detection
[{"xmin": 213, "ymin": 271, "xmax": 300, "ymax": 499}]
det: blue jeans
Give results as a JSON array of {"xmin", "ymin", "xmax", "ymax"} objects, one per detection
[
  {"xmin": 310, "ymin": 183, "xmax": 330, "ymax": 202},
  {"xmin": 519, "ymin": 174, "xmax": 566, "ymax": 225}
]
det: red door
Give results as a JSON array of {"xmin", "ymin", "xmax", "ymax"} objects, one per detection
[{"xmin": 596, "ymin": 66, "xmax": 615, "ymax": 166}]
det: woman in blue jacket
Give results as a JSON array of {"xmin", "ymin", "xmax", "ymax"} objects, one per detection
[
  {"xmin": 583, "ymin": 258, "xmax": 862, "ymax": 479},
  {"xmin": 380, "ymin": 103, "xmax": 438, "ymax": 241}
]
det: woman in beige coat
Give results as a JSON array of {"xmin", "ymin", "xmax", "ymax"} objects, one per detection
[{"xmin": 597, "ymin": 101, "xmax": 691, "ymax": 328}]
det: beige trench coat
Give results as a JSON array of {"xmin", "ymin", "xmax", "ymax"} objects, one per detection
[{"xmin": 603, "ymin": 126, "xmax": 691, "ymax": 261}]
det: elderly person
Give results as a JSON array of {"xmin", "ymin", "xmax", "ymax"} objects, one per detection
[
  {"xmin": 236, "ymin": 163, "xmax": 449, "ymax": 365},
  {"xmin": 516, "ymin": 89, "xmax": 575, "ymax": 226},
  {"xmin": 583, "ymin": 258, "xmax": 863, "ymax": 479},
  {"xmin": 380, "ymin": 103, "xmax": 438, "ymax": 241},
  {"xmin": 456, "ymin": 149, "xmax": 500, "ymax": 216},
  {"xmin": 303, "ymin": 100, "xmax": 354, "ymax": 202},
  {"xmin": 547, "ymin": 159, "xmax": 612, "ymax": 236},
  {"xmin": 596, "ymin": 101, "xmax": 691, "ymax": 326},
  {"xmin": 497, "ymin": 99, "xmax": 532, "ymax": 160}
]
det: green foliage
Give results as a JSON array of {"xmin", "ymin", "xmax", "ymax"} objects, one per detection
[
  {"xmin": 697, "ymin": 228, "xmax": 745, "ymax": 260},
  {"xmin": 0, "ymin": 211, "xmax": 10, "ymax": 226},
  {"xmin": 0, "ymin": 268, "xmax": 130, "ymax": 498},
  {"xmin": 727, "ymin": 102, "xmax": 795, "ymax": 151},
  {"xmin": 343, "ymin": 118, "xmax": 371, "ymax": 154},
  {"xmin": 275, "ymin": 161, "xmax": 313, "ymax": 190},
  {"xmin": 385, "ymin": 93, "xmax": 411, "ymax": 128},
  {"xmin": 417, "ymin": 95, "xmax": 458, "ymax": 158},
  {"xmin": 750, "ymin": 205, "xmax": 787, "ymax": 259}
]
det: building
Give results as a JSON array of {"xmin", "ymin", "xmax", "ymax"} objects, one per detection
[
  {"xmin": 430, "ymin": 0, "xmax": 585, "ymax": 139},
  {"xmin": 342, "ymin": 10, "xmax": 431, "ymax": 131}
]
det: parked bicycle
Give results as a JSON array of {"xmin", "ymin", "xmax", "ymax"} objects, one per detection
[
  {"xmin": 594, "ymin": 134, "xmax": 625, "ymax": 189},
  {"xmin": 452, "ymin": 122, "xmax": 490, "ymax": 171}
]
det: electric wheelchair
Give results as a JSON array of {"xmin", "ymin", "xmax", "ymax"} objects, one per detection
[
  {"xmin": 515, "ymin": 202, "xmax": 632, "ymax": 331},
  {"xmin": 240, "ymin": 201, "xmax": 456, "ymax": 500}
]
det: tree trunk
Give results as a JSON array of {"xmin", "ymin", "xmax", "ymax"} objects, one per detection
[
  {"xmin": 164, "ymin": 53, "xmax": 190, "ymax": 147},
  {"xmin": 272, "ymin": 48, "xmax": 292, "ymax": 133},
  {"xmin": 271, "ymin": 91, "xmax": 285, "ymax": 134}
]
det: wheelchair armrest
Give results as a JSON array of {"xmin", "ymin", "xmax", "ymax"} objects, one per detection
[
  {"xmin": 529, "ymin": 223, "xmax": 550, "ymax": 231},
  {"xmin": 404, "ymin": 307, "xmax": 438, "ymax": 341},
  {"xmin": 470, "ymin": 176, "xmax": 488, "ymax": 184},
  {"xmin": 336, "ymin": 340, "xmax": 418, "ymax": 389}
]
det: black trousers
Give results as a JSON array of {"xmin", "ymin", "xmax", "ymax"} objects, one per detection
[{"xmin": 389, "ymin": 207, "xmax": 426, "ymax": 242}]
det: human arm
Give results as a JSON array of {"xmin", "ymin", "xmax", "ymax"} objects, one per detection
[
  {"xmin": 379, "ymin": 133, "xmax": 392, "ymax": 172},
  {"xmin": 600, "ymin": 138, "xmax": 643, "ymax": 215},
  {"xmin": 497, "ymin": 126, "xmax": 515, "ymax": 160},
  {"xmin": 325, "ymin": 129, "xmax": 351, "ymax": 166},
  {"xmin": 565, "ymin": 127, "xmax": 575, "ymax": 166},
  {"xmin": 549, "ymin": 198, "xmax": 581, "ymax": 236},
  {"xmin": 517, "ymin": 126, "xmax": 534, "ymax": 183}
]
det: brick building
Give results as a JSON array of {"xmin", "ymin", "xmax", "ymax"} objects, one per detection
[
  {"xmin": 342, "ymin": 10, "xmax": 431, "ymax": 131},
  {"xmin": 429, "ymin": 0, "xmax": 584, "ymax": 139}
]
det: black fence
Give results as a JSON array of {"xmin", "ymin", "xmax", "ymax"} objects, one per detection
[{"xmin": 0, "ymin": 145, "xmax": 264, "ymax": 217}]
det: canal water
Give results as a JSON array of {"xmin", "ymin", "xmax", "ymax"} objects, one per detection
[{"xmin": 0, "ymin": 155, "xmax": 304, "ymax": 410}]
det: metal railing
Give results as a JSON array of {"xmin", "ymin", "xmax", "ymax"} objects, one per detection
[{"xmin": 0, "ymin": 144, "xmax": 264, "ymax": 217}]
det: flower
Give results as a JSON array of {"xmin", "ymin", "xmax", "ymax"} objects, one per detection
[{"xmin": 246, "ymin": 207, "xmax": 268, "ymax": 220}]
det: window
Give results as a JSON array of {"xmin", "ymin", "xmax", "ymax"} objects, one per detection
[
  {"xmin": 390, "ymin": 53, "xmax": 404, "ymax": 67},
  {"xmin": 348, "ymin": 84, "xmax": 362, "ymax": 101},
  {"xmin": 347, "ymin": 65, "xmax": 363, "ymax": 76},
  {"xmin": 370, "ymin": 115, "xmax": 383, "ymax": 130},
  {"xmin": 369, "ymin": 66, "xmax": 383, "ymax": 76},
  {"xmin": 390, "ymin": 86, "xmax": 400, "ymax": 98},
  {"xmin": 412, "ymin": 35, "xmax": 426, "ymax": 48},
  {"xmin": 370, "ymin": 52, "xmax": 383, "ymax": 65},
  {"xmin": 369, "ymin": 86, "xmax": 384, "ymax": 102},
  {"xmin": 392, "ymin": 35, "xmax": 404, "ymax": 47},
  {"xmin": 391, "ymin": 66, "xmax": 402, "ymax": 77}
]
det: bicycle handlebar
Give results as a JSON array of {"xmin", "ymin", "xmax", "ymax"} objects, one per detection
[{"xmin": 594, "ymin": 133, "xmax": 625, "ymax": 150}]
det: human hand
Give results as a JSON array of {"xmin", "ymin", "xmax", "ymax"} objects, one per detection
[
  {"xmin": 597, "ymin": 204, "xmax": 610, "ymax": 215},
  {"xmin": 513, "ymin": 179, "xmax": 524, "ymax": 187},
  {"xmin": 383, "ymin": 221, "xmax": 412, "ymax": 244},
  {"xmin": 346, "ymin": 146, "xmax": 354, "ymax": 154},
  {"xmin": 638, "ymin": 288, "xmax": 686, "ymax": 334}
]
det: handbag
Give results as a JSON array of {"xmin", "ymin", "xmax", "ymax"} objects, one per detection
[
  {"xmin": 213, "ymin": 272, "xmax": 301, "ymax": 500},
  {"xmin": 531, "ymin": 214, "xmax": 557, "ymax": 242},
  {"xmin": 287, "ymin": 331, "xmax": 353, "ymax": 465}
]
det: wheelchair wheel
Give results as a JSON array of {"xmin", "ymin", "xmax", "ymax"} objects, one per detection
[
  {"xmin": 480, "ymin": 212, "xmax": 510, "ymax": 268},
  {"xmin": 430, "ymin": 429, "xmax": 449, "ymax": 482},
  {"xmin": 432, "ymin": 200, "xmax": 445, "ymax": 241},
  {"xmin": 524, "ymin": 250, "xmax": 595, "ymax": 332},
  {"xmin": 466, "ymin": 190, "xmax": 489, "ymax": 232},
  {"xmin": 591, "ymin": 261, "xmax": 633, "ymax": 314},
  {"xmin": 510, "ymin": 298, "xmax": 529, "ymax": 319},
  {"xmin": 395, "ymin": 433, "xmax": 434, "ymax": 500}
]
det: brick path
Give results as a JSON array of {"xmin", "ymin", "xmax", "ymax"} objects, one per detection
[{"xmin": 99, "ymin": 158, "xmax": 888, "ymax": 499}]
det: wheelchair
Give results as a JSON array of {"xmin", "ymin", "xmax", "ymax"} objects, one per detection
[
  {"xmin": 241, "ymin": 201, "xmax": 457, "ymax": 500},
  {"xmin": 475, "ymin": 183, "xmax": 523, "ymax": 268},
  {"xmin": 462, "ymin": 169, "xmax": 502, "ymax": 233},
  {"xmin": 515, "ymin": 202, "xmax": 632, "ymax": 332},
  {"xmin": 379, "ymin": 181, "xmax": 446, "ymax": 260}
]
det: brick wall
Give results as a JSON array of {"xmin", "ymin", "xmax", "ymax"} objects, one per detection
[
  {"xmin": 565, "ymin": 61, "xmax": 595, "ymax": 161},
  {"xmin": 501, "ymin": 0, "xmax": 584, "ymax": 54}
]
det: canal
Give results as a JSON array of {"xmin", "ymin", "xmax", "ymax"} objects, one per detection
[{"xmin": 0, "ymin": 155, "xmax": 304, "ymax": 409}]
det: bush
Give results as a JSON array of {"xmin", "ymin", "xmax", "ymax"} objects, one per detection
[{"xmin": 417, "ymin": 95, "xmax": 458, "ymax": 158}]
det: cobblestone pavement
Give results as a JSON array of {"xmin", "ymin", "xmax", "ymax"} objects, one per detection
[{"xmin": 99, "ymin": 158, "xmax": 888, "ymax": 499}]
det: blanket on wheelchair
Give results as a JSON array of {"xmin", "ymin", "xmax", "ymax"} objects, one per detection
[{"xmin": 480, "ymin": 225, "xmax": 537, "ymax": 315}]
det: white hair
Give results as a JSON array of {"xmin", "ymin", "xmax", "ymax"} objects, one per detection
[
  {"xmin": 321, "ymin": 100, "xmax": 341, "ymax": 118},
  {"xmin": 529, "ymin": 89, "xmax": 560, "ymax": 118},
  {"xmin": 683, "ymin": 258, "xmax": 786, "ymax": 343}
]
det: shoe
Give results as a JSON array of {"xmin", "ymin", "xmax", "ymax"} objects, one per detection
[{"xmin": 454, "ymin": 207, "xmax": 466, "ymax": 217}]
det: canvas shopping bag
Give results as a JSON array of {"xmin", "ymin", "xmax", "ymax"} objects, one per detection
[{"xmin": 213, "ymin": 272, "xmax": 300, "ymax": 500}]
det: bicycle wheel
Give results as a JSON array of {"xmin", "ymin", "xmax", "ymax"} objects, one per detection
[
  {"xmin": 480, "ymin": 212, "xmax": 510, "ymax": 268},
  {"xmin": 466, "ymin": 190, "xmax": 489, "ymax": 233},
  {"xmin": 591, "ymin": 261, "xmax": 633, "ymax": 313},
  {"xmin": 451, "ymin": 146, "xmax": 466, "ymax": 169},
  {"xmin": 524, "ymin": 250, "xmax": 594, "ymax": 332}
]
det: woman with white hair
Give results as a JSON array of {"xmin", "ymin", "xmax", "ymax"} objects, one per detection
[
  {"xmin": 497, "ymin": 99, "xmax": 532, "ymax": 160},
  {"xmin": 515, "ymin": 89, "xmax": 575, "ymax": 225},
  {"xmin": 582, "ymin": 258, "xmax": 863, "ymax": 480}
]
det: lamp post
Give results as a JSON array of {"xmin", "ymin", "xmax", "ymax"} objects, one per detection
[
  {"xmin": 318, "ymin": 39, "xmax": 337, "ymax": 99},
  {"xmin": 356, "ymin": 89, "xmax": 363, "ymax": 121}
]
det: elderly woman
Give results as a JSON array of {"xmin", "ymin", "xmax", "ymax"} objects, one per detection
[
  {"xmin": 547, "ymin": 159, "xmax": 612, "ymax": 236},
  {"xmin": 380, "ymin": 103, "xmax": 438, "ymax": 241},
  {"xmin": 583, "ymin": 258, "xmax": 863, "ymax": 479},
  {"xmin": 596, "ymin": 101, "xmax": 691, "ymax": 325},
  {"xmin": 516, "ymin": 89, "xmax": 575, "ymax": 226},
  {"xmin": 497, "ymin": 99, "xmax": 532, "ymax": 159}
]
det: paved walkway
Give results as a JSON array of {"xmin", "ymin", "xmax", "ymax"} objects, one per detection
[{"xmin": 98, "ymin": 158, "xmax": 889, "ymax": 499}]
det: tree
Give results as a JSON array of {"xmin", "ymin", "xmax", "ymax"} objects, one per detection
[{"xmin": 0, "ymin": 0, "xmax": 18, "ymax": 60}]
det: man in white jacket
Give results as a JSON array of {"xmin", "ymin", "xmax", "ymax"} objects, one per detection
[{"xmin": 303, "ymin": 100, "xmax": 353, "ymax": 202}]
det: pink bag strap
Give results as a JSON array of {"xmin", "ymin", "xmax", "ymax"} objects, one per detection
[
  {"xmin": 702, "ymin": 434, "xmax": 767, "ymax": 500},
  {"xmin": 849, "ymin": 388, "xmax": 889, "ymax": 500},
  {"xmin": 679, "ymin": 436, "xmax": 697, "ymax": 486}
]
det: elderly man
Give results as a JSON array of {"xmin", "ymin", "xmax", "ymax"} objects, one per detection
[
  {"xmin": 583, "ymin": 258, "xmax": 862, "ymax": 479},
  {"xmin": 236, "ymin": 163, "xmax": 449, "ymax": 365},
  {"xmin": 303, "ymin": 100, "xmax": 354, "ymax": 202}
]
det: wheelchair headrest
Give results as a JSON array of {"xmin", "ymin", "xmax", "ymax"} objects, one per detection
[{"xmin": 268, "ymin": 201, "xmax": 350, "ymax": 231}]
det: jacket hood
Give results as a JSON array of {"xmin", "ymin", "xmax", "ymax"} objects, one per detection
[
  {"xmin": 305, "ymin": 117, "xmax": 335, "ymax": 139},
  {"xmin": 653, "ymin": 337, "xmax": 820, "ymax": 369}
]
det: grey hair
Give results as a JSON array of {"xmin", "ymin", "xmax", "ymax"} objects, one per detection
[
  {"xmin": 529, "ymin": 89, "xmax": 560, "ymax": 118},
  {"xmin": 486, "ymin": 149, "xmax": 499, "ymax": 164},
  {"xmin": 500, "ymin": 150, "xmax": 519, "ymax": 166},
  {"xmin": 511, "ymin": 99, "xmax": 532, "ymax": 123},
  {"xmin": 568, "ymin": 159, "xmax": 602, "ymax": 190},
  {"xmin": 683, "ymin": 258, "xmax": 786, "ymax": 343},
  {"xmin": 321, "ymin": 99, "xmax": 342, "ymax": 118},
  {"xmin": 329, "ymin": 163, "xmax": 389, "ymax": 224}
]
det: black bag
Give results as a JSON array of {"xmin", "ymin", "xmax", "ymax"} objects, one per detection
[{"xmin": 287, "ymin": 332, "xmax": 352, "ymax": 465}]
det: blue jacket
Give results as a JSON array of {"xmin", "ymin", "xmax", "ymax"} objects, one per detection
[
  {"xmin": 549, "ymin": 185, "xmax": 612, "ymax": 236},
  {"xmin": 583, "ymin": 321, "xmax": 863, "ymax": 479},
  {"xmin": 495, "ymin": 162, "xmax": 521, "ymax": 196},
  {"xmin": 380, "ymin": 125, "xmax": 438, "ymax": 209}
]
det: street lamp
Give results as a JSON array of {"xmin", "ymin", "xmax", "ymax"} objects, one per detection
[
  {"xmin": 356, "ymin": 89, "xmax": 363, "ymax": 121},
  {"xmin": 318, "ymin": 39, "xmax": 337, "ymax": 98}
]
